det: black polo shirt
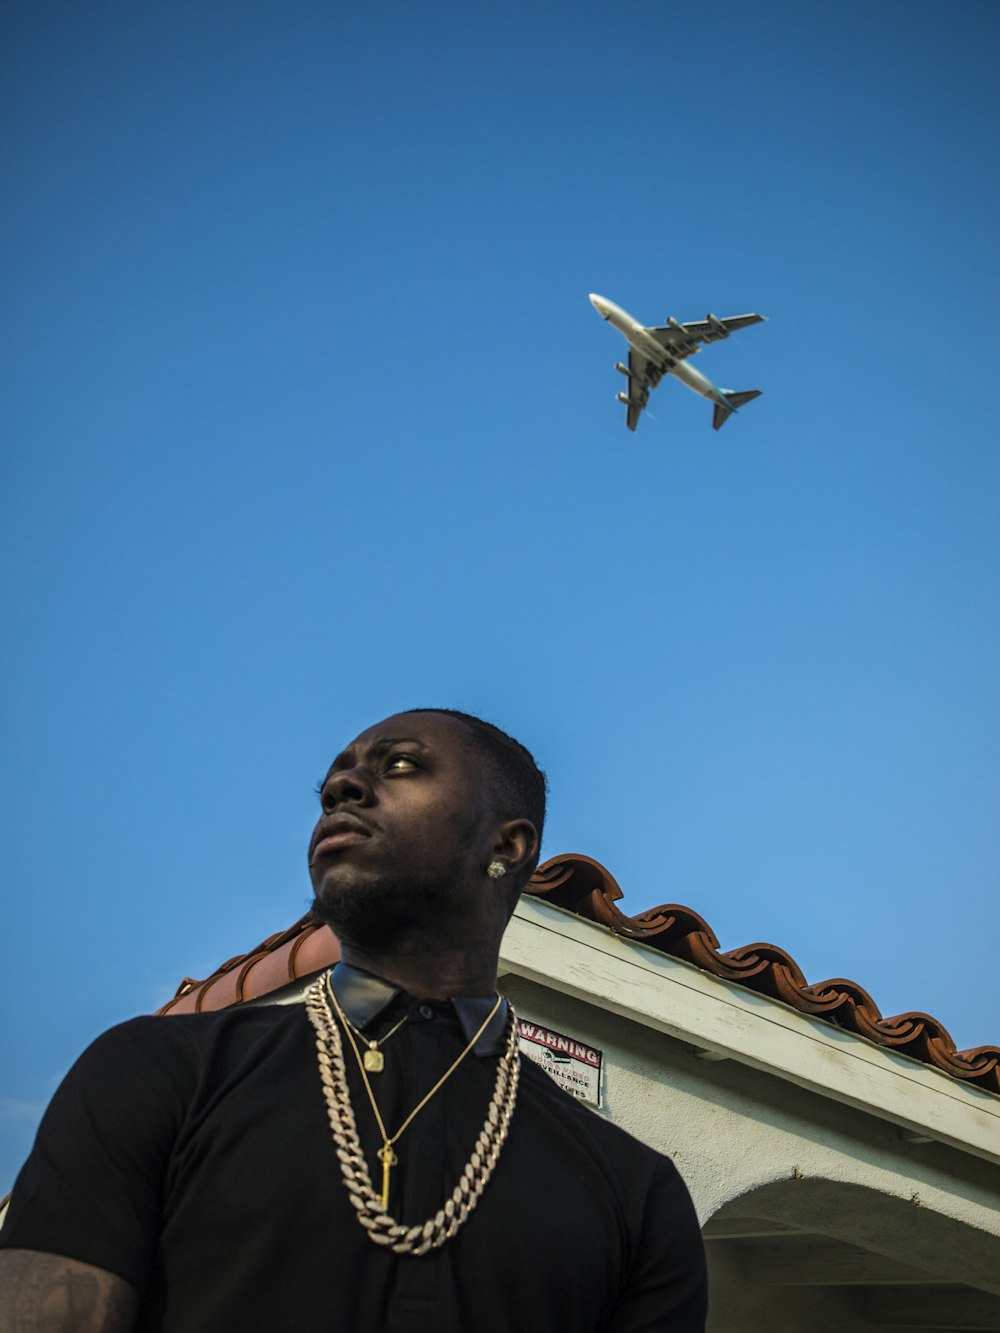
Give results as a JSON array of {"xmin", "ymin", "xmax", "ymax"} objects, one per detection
[{"xmin": 1, "ymin": 966, "xmax": 707, "ymax": 1331}]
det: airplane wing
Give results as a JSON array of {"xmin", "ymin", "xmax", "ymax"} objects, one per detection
[
  {"xmin": 622, "ymin": 348, "xmax": 658, "ymax": 431},
  {"xmin": 681, "ymin": 313, "xmax": 766, "ymax": 343},
  {"xmin": 648, "ymin": 312, "xmax": 766, "ymax": 358}
]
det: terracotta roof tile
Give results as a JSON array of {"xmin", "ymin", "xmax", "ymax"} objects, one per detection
[
  {"xmin": 158, "ymin": 919, "xmax": 340, "ymax": 1013},
  {"xmin": 528, "ymin": 854, "xmax": 1000, "ymax": 1095},
  {"xmin": 156, "ymin": 853, "xmax": 1000, "ymax": 1096}
]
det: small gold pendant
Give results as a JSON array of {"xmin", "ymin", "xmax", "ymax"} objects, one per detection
[{"xmin": 363, "ymin": 1046, "xmax": 384, "ymax": 1073}]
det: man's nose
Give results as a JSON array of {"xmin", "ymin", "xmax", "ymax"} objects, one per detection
[{"xmin": 323, "ymin": 766, "xmax": 374, "ymax": 806}]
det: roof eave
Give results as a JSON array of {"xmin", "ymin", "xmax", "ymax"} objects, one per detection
[{"xmin": 500, "ymin": 893, "xmax": 1000, "ymax": 1169}]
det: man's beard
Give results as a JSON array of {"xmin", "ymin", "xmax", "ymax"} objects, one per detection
[{"xmin": 311, "ymin": 869, "xmax": 465, "ymax": 953}]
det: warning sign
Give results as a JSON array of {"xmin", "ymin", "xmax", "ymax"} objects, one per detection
[{"xmin": 517, "ymin": 1019, "xmax": 603, "ymax": 1107}]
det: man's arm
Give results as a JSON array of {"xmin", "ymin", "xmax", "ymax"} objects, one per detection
[
  {"xmin": 0, "ymin": 1017, "xmax": 196, "ymax": 1313},
  {"xmin": 604, "ymin": 1157, "xmax": 708, "ymax": 1333},
  {"xmin": 0, "ymin": 1250, "xmax": 137, "ymax": 1333}
]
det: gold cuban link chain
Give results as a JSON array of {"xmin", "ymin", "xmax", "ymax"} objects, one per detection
[{"xmin": 305, "ymin": 971, "xmax": 521, "ymax": 1257}]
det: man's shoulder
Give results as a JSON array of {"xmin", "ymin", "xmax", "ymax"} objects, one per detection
[
  {"xmin": 82, "ymin": 999, "xmax": 307, "ymax": 1070},
  {"xmin": 112, "ymin": 995, "xmax": 301, "ymax": 1032}
]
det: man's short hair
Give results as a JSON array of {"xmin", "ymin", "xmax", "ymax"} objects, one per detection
[{"xmin": 402, "ymin": 709, "xmax": 547, "ymax": 854}]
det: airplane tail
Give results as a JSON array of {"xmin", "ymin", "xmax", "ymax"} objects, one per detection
[{"xmin": 712, "ymin": 389, "xmax": 762, "ymax": 431}]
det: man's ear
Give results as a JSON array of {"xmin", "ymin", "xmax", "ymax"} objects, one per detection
[{"xmin": 492, "ymin": 819, "xmax": 539, "ymax": 881}]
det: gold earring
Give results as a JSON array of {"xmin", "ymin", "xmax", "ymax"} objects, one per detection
[{"xmin": 487, "ymin": 861, "xmax": 507, "ymax": 879}]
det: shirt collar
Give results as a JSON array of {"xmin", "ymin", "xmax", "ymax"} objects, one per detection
[{"xmin": 327, "ymin": 962, "xmax": 508, "ymax": 1058}]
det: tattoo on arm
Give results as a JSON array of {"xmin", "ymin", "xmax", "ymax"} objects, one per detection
[{"xmin": 0, "ymin": 1250, "xmax": 138, "ymax": 1333}]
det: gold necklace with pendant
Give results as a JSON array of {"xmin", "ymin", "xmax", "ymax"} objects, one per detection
[{"xmin": 343, "ymin": 1009, "xmax": 409, "ymax": 1073}]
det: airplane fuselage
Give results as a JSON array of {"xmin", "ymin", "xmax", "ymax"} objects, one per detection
[{"xmin": 591, "ymin": 295, "xmax": 729, "ymax": 409}]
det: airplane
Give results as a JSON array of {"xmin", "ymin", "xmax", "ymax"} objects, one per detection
[{"xmin": 589, "ymin": 293, "xmax": 766, "ymax": 432}]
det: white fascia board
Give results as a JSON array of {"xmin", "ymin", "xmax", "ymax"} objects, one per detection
[{"xmin": 500, "ymin": 896, "xmax": 1000, "ymax": 1167}]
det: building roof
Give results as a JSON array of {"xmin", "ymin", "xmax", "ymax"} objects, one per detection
[{"xmin": 156, "ymin": 853, "xmax": 1000, "ymax": 1096}]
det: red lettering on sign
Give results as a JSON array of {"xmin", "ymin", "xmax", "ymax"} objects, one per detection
[{"xmin": 517, "ymin": 1020, "xmax": 601, "ymax": 1068}]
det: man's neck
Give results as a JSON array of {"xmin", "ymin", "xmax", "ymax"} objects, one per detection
[{"xmin": 338, "ymin": 940, "xmax": 501, "ymax": 1000}]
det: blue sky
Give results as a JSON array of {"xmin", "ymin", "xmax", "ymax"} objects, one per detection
[{"xmin": 2, "ymin": 0, "xmax": 998, "ymax": 1187}]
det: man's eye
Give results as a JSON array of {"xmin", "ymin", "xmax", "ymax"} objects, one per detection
[{"xmin": 385, "ymin": 755, "xmax": 418, "ymax": 772}]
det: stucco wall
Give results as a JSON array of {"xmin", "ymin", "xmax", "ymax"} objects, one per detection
[{"xmin": 502, "ymin": 971, "xmax": 1000, "ymax": 1245}]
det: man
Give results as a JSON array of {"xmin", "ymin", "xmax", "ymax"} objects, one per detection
[{"xmin": 0, "ymin": 709, "xmax": 707, "ymax": 1331}]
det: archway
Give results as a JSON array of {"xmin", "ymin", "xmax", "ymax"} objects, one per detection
[{"xmin": 703, "ymin": 1177, "xmax": 1000, "ymax": 1332}]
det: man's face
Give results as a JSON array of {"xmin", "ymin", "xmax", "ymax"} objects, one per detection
[{"xmin": 308, "ymin": 712, "xmax": 497, "ymax": 945}]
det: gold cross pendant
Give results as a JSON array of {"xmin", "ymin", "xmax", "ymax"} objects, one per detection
[
  {"xmin": 376, "ymin": 1143, "xmax": 397, "ymax": 1211},
  {"xmin": 363, "ymin": 1043, "xmax": 384, "ymax": 1073}
]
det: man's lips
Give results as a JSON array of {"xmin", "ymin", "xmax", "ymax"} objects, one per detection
[
  {"xmin": 313, "ymin": 829, "xmax": 369, "ymax": 855},
  {"xmin": 310, "ymin": 814, "xmax": 378, "ymax": 861}
]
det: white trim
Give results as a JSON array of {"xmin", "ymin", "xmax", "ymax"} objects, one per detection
[{"xmin": 500, "ymin": 897, "xmax": 1000, "ymax": 1166}]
